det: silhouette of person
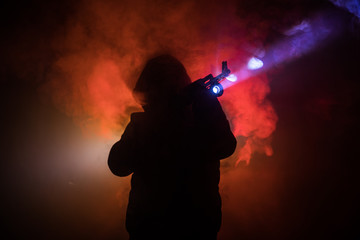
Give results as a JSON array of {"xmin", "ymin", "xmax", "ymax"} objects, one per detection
[{"xmin": 108, "ymin": 55, "xmax": 236, "ymax": 240}]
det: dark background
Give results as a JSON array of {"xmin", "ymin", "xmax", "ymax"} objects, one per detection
[{"xmin": 1, "ymin": 0, "xmax": 359, "ymax": 239}]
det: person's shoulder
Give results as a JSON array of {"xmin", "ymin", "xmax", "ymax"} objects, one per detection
[
  {"xmin": 130, "ymin": 112, "xmax": 145, "ymax": 118},
  {"xmin": 130, "ymin": 111, "xmax": 145, "ymax": 120},
  {"xmin": 129, "ymin": 112, "xmax": 147, "ymax": 125}
]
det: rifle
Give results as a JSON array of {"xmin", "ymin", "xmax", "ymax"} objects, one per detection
[
  {"xmin": 179, "ymin": 61, "xmax": 231, "ymax": 105},
  {"xmin": 194, "ymin": 61, "xmax": 230, "ymax": 97}
]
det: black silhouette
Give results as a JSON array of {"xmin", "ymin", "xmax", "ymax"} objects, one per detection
[{"xmin": 108, "ymin": 55, "xmax": 236, "ymax": 240}]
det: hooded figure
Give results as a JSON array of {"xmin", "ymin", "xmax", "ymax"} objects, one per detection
[{"xmin": 108, "ymin": 55, "xmax": 236, "ymax": 240}]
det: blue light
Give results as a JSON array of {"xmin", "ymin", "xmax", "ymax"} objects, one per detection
[
  {"xmin": 247, "ymin": 57, "xmax": 264, "ymax": 70},
  {"xmin": 212, "ymin": 85, "xmax": 221, "ymax": 94},
  {"xmin": 211, "ymin": 84, "xmax": 224, "ymax": 97},
  {"xmin": 330, "ymin": 0, "xmax": 360, "ymax": 19}
]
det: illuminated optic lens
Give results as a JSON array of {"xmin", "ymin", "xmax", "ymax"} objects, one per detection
[
  {"xmin": 211, "ymin": 84, "xmax": 223, "ymax": 96},
  {"xmin": 212, "ymin": 85, "xmax": 221, "ymax": 94}
]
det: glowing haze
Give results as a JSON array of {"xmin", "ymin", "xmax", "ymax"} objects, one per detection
[
  {"xmin": 4, "ymin": 0, "xmax": 353, "ymax": 239},
  {"xmin": 42, "ymin": 0, "xmax": 278, "ymax": 165}
]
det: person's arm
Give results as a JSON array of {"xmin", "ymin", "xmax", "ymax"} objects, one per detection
[
  {"xmin": 193, "ymin": 90, "xmax": 237, "ymax": 160},
  {"xmin": 108, "ymin": 120, "xmax": 137, "ymax": 177}
]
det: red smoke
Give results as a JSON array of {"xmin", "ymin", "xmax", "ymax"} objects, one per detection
[
  {"xmin": 42, "ymin": 0, "xmax": 277, "ymax": 165},
  {"xmin": 3, "ymin": 0, "xmax": 329, "ymax": 239},
  {"xmin": 36, "ymin": 0, "xmax": 280, "ymax": 238},
  {"xmin": 4, "ymin": 1, "xmax": 356, "ymax": 239}
]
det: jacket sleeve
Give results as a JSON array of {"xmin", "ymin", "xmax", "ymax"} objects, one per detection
[
  {"xmin": 108, "ymin": 120, "xmax": 137, "ymax": 177},
  {"xmin": 192, "ymin": 90, "xmax": 237, "ymax": 160}
]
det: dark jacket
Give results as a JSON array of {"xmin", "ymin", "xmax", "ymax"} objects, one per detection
[{"xmin": 108, "ymin": 91, "xmax": 236, "ymax": 239}]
